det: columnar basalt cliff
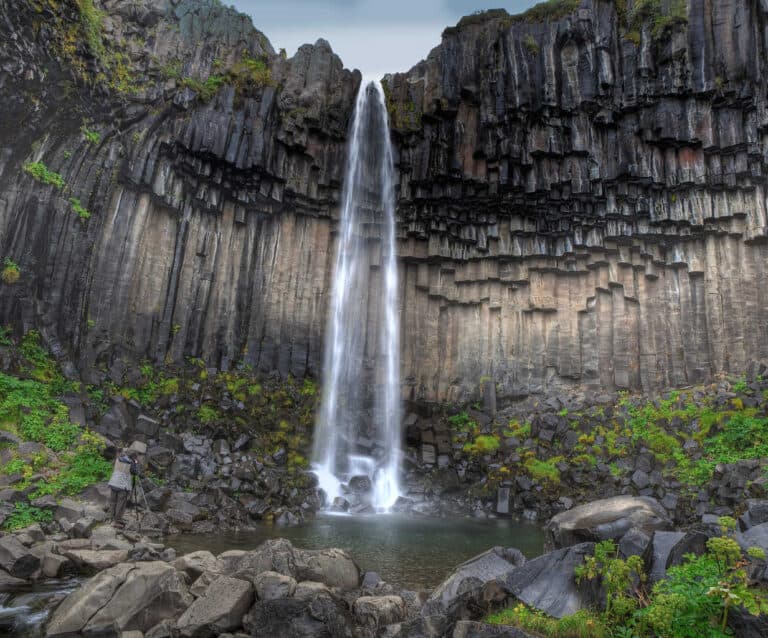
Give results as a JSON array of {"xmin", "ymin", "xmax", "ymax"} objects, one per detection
[
  {"xmin": 386, "ymin": 0, "xmax": 768, "ymax": 402},
  {"xmin": 0, "ymin": 0, "xmax": 767, "ymax": 403}
]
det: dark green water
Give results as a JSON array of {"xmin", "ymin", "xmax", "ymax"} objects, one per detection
[{"xmin": 168, "ymin": 514, "xmax": 544, "ymax": 590}]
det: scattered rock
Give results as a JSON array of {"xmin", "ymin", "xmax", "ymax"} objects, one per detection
[
  {"xmin": 504, "ymin": 543, "xmax": 599, "ymax": 619},
  {"xmin": 0, "ymin": 535, "xmax": 40, "ymax": 579},
  {"xmin": 546, "ymin": 496, "xmax": 672, "ymax": 549},
  {"xmin": 175, "ymin": 576, "xmax": 254, "ymax": 638}
]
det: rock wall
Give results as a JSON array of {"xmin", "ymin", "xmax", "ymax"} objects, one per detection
[
  {"xmin": 0, "ymin": 0, "xmax": 767, "ymax": 402},
  {"xmin": 386, "ymin": 0, "xmax": 768, "ymax": 401}
]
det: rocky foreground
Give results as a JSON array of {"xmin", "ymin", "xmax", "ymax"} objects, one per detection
[{"xmin": 1, "ymin": 494, "xmax": 768, "ymax": 636}]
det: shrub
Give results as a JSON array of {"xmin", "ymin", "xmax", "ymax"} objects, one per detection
[
  {"xmin": 81, "ymin": 127, "xmax": 100, "ymax": 144},
  {"xmin": 1, "ymin": 258, "xmax": 20, "ymax": 285},
  {"xmin": 70, "ymin": 197, "xmax": 91, "ymax": 221},
  {"xmin": 463, "ymin": 434, "xmax": 500, "ymax": 455},
  {"xmin": 524, "ymin": 456, "xmax": 561, "ymax": 484},
  {"xmin": 23, "ymin": 161, "xmax": 64, "ymax": 189},
  {"xmin": 197, "ymin": 404, "xmax": 220, "ymax": 424},
  {"xmin": 75, "ymin": 0, "xmax": 104, "ymax": 56},
  {"xmin": 486, "ymin": 604, "xmax": 610, "ymax": 637},
  {"xmin": 524, "ymin": 34, "xmax": 540, "ymax": 55},
  {"xmin": 2, "ymin": 503, "xmax": 53, "ymax": 531}
]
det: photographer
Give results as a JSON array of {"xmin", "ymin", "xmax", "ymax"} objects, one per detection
[{"xmin": 107, "ymin": 449, "xmax": 140, "ymax": 528}]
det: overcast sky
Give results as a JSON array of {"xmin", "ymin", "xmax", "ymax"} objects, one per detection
[{"xmin": 230, "ymin": 0, "xmax": 540, "ymax": 78}]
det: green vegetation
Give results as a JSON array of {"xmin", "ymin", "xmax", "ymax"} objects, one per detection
[
  {"xmin": 524, "ymin": 34, "xmax": 540, "ymax": 55},
  {"xmin": 0, "ymin": 331, "xmax": 111, "ymax": 512},
  {"xmin": 181, "ymin": 74, "xmax": 227, "ymax": 102},
  {"xmin": 524, "ymin": 456, "xmax": 562, "ymax": 485},
  {"xmin": 490, "ymin": 521, "xmax": 768, "ymax": 637},
  {"xmin": 197, "ymin": 404, "xmax": 220, "ymax": 424},
  {"xmin": 1, "ymin": 258, "xmax": 20, "ymax": 285},
  {"xmin": 75, "ymin": 0, "xmax": 104, "ymax": 56},
  {"xmin": 463, "ymin": 434, "xmax": 501, "ymax": 455},
  {"xmin": 625, "ymin": 0, "xmax": 688, "ymax": 42},
  {"xmin": 81, "ymin": 127, "xmax": 101, "ymax": 145},
  {"xmin": 181, "ymin": 53, "xmax": 274, "ymax": 103},
  {"xmin": 23, "ymin": 162, "xmax": 64, "ymax": 189},
  {"xmin": 2, "ymin": 503, "xmax": 53, "ymax": 531},
  {"xmin": 511, "ymin": 0, "xmax": 581, "ymax": 23},
  {"xmin": 69, "ymin": 197, "xmax": 91, "ymax": 222},
  {"xmin": 487, "ymin": 606, "xmax": 609, "ymax": 637}
]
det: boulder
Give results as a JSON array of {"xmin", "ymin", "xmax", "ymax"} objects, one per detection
[
  {"xmin": 648, "ymin": 531, "xmax": 686, "ymax": 583},
  {"xmin": 545, "ymin": 496, "xmax": 672, "ymax": 549},
  {"xmin": 742, "ymin": 500, "xmax": 768, "ymax": 529},
  {"xmin": 296, "ymin": 548, "xmax": 360, "ymax": 589},
  {"xmin": 618, "ymin": 527, "xmax": 652, "ymax": 560},
  {"xmin": 0, "ymin": 567, "xmax": 25, "ymax": 591},
  {"xmin": 47, "ymin": 561, "xmax": 192, "ymax": 636},
  {"xmin": 740, "ymin": 522, "xmax": 768, "ymax": 553},
  {"xmin": 42, "ymin": 553, "xmax": 70, "ymax": 578},
  {"xmin": 354, "ymin": 595, "xmax": 407, "ymax": 629},
  {"xmin": 63, "ymin": 549, "xmax": 130, "ymax": 572},
  {"xmin": 173, "ymin": 550, "xmax": 219, "ymax": 582},
  {"xmin": 420, "ymin": 547, "xmax": 525, "ymax": 635},
  {"xmin": 253, "ymin": 570, "xmax": 297, "ymax": 600},
  {"xmin": 0, "ymin": 534, "xmax": 40, "ymax": 578},
  {"xmin": 55, "ymin": 498, "xmax": 85, "ymax": 523},
  {"xmin": 243, "ymin": 594, "xmax": 354, "ymax": 638},
  {"xmin": 504, "ymin": 543, "xmax": 599, "ymax": 619},
  {"xmin": 225, "ymin": 539, "xmax": 296, "ymax": 578},
  {"xmin": 293, "ymin": 580, "xmax": 331, "ymax": 599},
  {"xmin": 175, "ymin": 576, "xmax": 254, "ymax": 637}
]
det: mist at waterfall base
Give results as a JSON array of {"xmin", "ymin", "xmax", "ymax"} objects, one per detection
[{"xmin": 311, "ymin": 80, "xmax": 401, "ymax": 513}]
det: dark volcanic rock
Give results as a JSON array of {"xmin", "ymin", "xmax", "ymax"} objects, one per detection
[{"xmin": 504, "ymin": 543, "xmax": 599, "ymax": 619}]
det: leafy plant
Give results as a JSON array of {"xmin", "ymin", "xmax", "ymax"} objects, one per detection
[
  {"xmin": 81, "ymin": 127, "xmax": 101, "ymax": 145},
  {"xmin": 197, "ymin": 404, "xmax": 220, "ymax": 424},
  {"xmin": 575, "ymin": 540, "xmax": 646, "ymax": 621},
  {"xmin": 23, "ymin": 161, "xmax": 64, "ymax": 189},
  {"xmin": 69, "ymin": 197, "xmax": 91, "ymax": 221},
  {"xmin": 2, "ymin": 503, "xmax": 53, "ymax": 531},
  {"xmin": 1, "ymin": 258, "xmax": 20, "ymax": 285},
  {"xmin": 463, "ymin": 434, "xmax": 500, "ymax": 455}
]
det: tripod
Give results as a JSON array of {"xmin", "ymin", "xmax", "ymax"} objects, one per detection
[{"xmin": 130, "ymin": 476, "xmax": 151, "ymax": 527}]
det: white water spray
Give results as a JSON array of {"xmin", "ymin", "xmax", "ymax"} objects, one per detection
[{"xmin": 312, "ymin": 80, "xmax": 401, "ymax": 512}]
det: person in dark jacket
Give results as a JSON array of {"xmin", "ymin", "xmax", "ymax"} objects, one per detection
[{"xmin": 108, "ymin": 449, "xmax": 139, "ymax": 527}]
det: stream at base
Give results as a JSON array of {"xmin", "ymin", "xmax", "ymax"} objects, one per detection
[{"xmin": 168, "ymin": 513, "xmax": 544, "ymax": 590}]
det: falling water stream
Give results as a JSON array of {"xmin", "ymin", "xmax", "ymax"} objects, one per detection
[{"xmin": 311, "ymin": 80, "xmax": 401, "ymax": 512}]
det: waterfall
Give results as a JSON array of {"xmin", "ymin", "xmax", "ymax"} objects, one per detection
[{"xmin": 311, "ymin": 80, "xmax": 401, "ymax": 513}]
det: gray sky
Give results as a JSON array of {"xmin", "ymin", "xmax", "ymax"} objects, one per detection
[{"xmin": 230, "ymin": 0, "xmax": 540, "ymax": 78}]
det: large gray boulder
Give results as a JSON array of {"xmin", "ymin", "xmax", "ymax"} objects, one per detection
[
  {"xmin": 63, "ymin": 549, "xmax": 130, "ymax": 572},
  {"xmin": 224, "ymin": 539, "xmax": 360, "ymax": 591},
  {"xmin": 296, "ymin": 548, "xmax": 360, "ymax": 589},
  {"xmin": 546, "ymin": 496, "xmax": 672, "ymax": 549},
  {"xmin": 0, "ymin": 535, "xmax": 40, "ymax": 578},
  {"xmin": 504, "ymin": 543, "xmax": 599, "ymax": 619},
  {"xmin": 46, "ymin": 561, "xmax": 192, "ymax": 636},
  {"xmin": 243, "ymin": 592, "xmax": 355, "ymax": 637},
  {"xmin": 419, "ymin": 547, "xmax": 525, "ymax": 636},
  {"xmin": 175, "ymin": 575, "xmax": 254, "ymax": 637},
  {"xmin": 252, "ymin": 570, "xmax": 297, "ymax": 600},
  {"xmin": 353, "ymin": 595, "xmax": 407, "ymax": 631},
  {"xmin": 173, "ymin": 550, "xmax": 219, "ymax": 583}
]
